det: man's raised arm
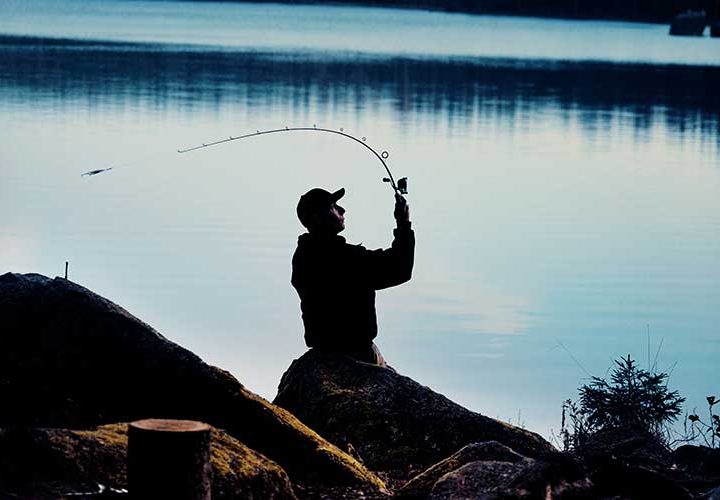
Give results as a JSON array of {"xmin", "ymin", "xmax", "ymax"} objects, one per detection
[{"xmin": 359, "ymin": 194, "xmax": 415, "ymax": 290}]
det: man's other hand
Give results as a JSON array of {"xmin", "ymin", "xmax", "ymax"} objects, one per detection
[{"xmin": 394, "ymin": 194, "xmax": 410, "ymax": 225}]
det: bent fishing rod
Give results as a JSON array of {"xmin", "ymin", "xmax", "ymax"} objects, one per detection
[{"xmin": 176, "ymin": 126, "xmax": 408, "ymax": 196}]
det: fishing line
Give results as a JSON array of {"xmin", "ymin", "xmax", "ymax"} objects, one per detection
[{"xmin": 177, "ymin": 125, "xmax": 408, "ymax": 195}]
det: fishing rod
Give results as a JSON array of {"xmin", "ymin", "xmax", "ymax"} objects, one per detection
[{"xmin": 177, "ymin": 126, "xmax": 408, "ymax": 195}]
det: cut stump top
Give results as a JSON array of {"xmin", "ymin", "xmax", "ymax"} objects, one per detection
[{"xmin": 130, "ymin": 419, "xmax": 211, "ymax": 433}]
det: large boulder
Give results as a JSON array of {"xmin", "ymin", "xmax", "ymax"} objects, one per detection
[
  {"xmin": 428, "ymin": 458, "xmax": 593, "ymax": 500},
  {"xmin": 0, "ymin": 423, "xmax": 296, "ymax": 499},
  {"xmin": 430, "ymin": 460, "xmax": 523, "ymax": 500},
  {"xmin": 575, "ymin": 430, "xmax": 694, "ymax": 499},
  {"xmin": 397, "ymin": 441, "xmax": 591, "ymax": 499},
  {"xmin": 0, "ymin": 273, "xmax": 385, "ymax": 492},
  {"xmin": 397, "ymin": 441, "xmax": 528, "ymax": 498},
  {"xmin": 273, "ymin": 349, "xmax": 555, "ymax": 475}
]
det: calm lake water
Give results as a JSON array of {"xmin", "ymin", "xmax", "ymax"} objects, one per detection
[{"xmin": 1, "ymin": 0, "xmax": 719, "ymax": 439}]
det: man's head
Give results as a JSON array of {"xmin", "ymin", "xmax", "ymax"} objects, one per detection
[{"xmin": 297, "ymin": 187, "xmax": 346, "ymax": 234}]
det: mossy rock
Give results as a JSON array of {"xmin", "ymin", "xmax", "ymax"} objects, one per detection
[
  {"xmin": 274, "ymin": 349, "xmax": 555, "ymax": 476},
  {"xmin": 0, "ymin": 423, "xmax": 297, "ymax": 499},
  {"xmin": 0, "ymin": 272, "xmax": 385, "ymax": 493}
]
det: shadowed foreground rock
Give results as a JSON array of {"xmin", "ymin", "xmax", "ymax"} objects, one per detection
[
  {"xmin": 398, "ymin": 432, "xmax": 720, "ymax": 499},
  {"xmin": 0, "ymin": 273, "xmax": 385, "ymax": 493},
  {"xmin": 408, "ymin": 427, "xmax": 720, "ymax": 499},
  {"xmin": 427, "ymin": 457, "xmax": 593, "ymax": 500},
  {"xmin": 0, "ymin": 424, "xmax": 296, "ymax": 499},
  {"xmin": 397, "ymin": 441, "xmax": 528, "ymax": 498},
  {"xmin": 273, "ymin": 349, "xmax": 555, "ymax": 475},
  {"xmin": 673, "ymin": 445, "xmax": 720, "ymax": 479}
]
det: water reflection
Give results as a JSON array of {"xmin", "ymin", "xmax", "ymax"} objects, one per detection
[
  {"xmin": 1, "ymin": 35, "xmax": 718, "ymax": 146},
  {"xmin": 1, "ymin": 34, "xmax": 719, "ymax": 436}
]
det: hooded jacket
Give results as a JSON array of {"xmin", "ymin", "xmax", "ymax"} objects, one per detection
[{"xmin": 291, "ymin": 223, "xmax": 414, "ymax": 352}]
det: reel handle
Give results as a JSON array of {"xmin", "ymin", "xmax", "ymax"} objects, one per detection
[{"xmin": 383, "ymin": 176, "xmax": 408, "ymax": 195}]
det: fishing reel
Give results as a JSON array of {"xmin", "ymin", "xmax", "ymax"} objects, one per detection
[{"xmin": 383, "ymin": 176, "xmax": 408, "ymax": 195}]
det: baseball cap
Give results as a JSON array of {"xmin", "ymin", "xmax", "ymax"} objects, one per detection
[{"xmin": 296, "ymin": 187, "xmax": 345, "ymax": 228}]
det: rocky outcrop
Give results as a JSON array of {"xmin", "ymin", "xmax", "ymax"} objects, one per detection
[
  {"xmin": 273, "ymin": 349, "xmax": 555, "ymax": 475},
  {"xmin": 394, "ymin": 441, "xmax": 592, "ymax": 499},
  {"xmin": 0, "ymin": 423, "xmax": 296, "ymax": 499},
  {"xmin": 5, "ymin": 271, "xmax": 719, "ymax": 499},
  {"xmin": 0, "ymin": 272, "xmax": 385, "ymax": 492},
  {"xmin": 271, "ymin": 349, "xmax": 720, "ymax": 498},
  {"xmin": 400, "ymin": 432, "xmax": 718, "ymax": 499}
]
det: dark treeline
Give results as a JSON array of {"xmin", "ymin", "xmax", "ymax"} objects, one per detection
[
  {"xmin": 203, "ymin": 0, "xmax": 720, "ymax": 23},
  {"xmin": 1, "ymin": 36, "xmax": 718, "ymax": 144}
]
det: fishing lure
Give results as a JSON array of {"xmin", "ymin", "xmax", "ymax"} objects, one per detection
[
  {"xmin": 81, "ymin": 167, "xmax": 113, "ymax": 177},
  {"xmin": 177, "ymin": 126, "xmax": 408, "ymax": 195}
]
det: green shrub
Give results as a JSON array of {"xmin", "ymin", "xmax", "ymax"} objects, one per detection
[{"xmin": 560, "ymin": 355, "xmax": 684, "ymax": 450}]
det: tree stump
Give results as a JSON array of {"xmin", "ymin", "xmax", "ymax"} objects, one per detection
[{"xmin": 128, "ymin": 419, "xmax": 212, "ymax": 500}]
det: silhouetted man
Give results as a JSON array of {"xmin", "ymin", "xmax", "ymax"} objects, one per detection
[{"xmin": 291, "ymin": 187, "xmax": 414, "ymax": 366}]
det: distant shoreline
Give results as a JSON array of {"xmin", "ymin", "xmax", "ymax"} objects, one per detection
[{"xmin": 178, "ymin": 0, "xmax": 719, "ymax": 25}]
